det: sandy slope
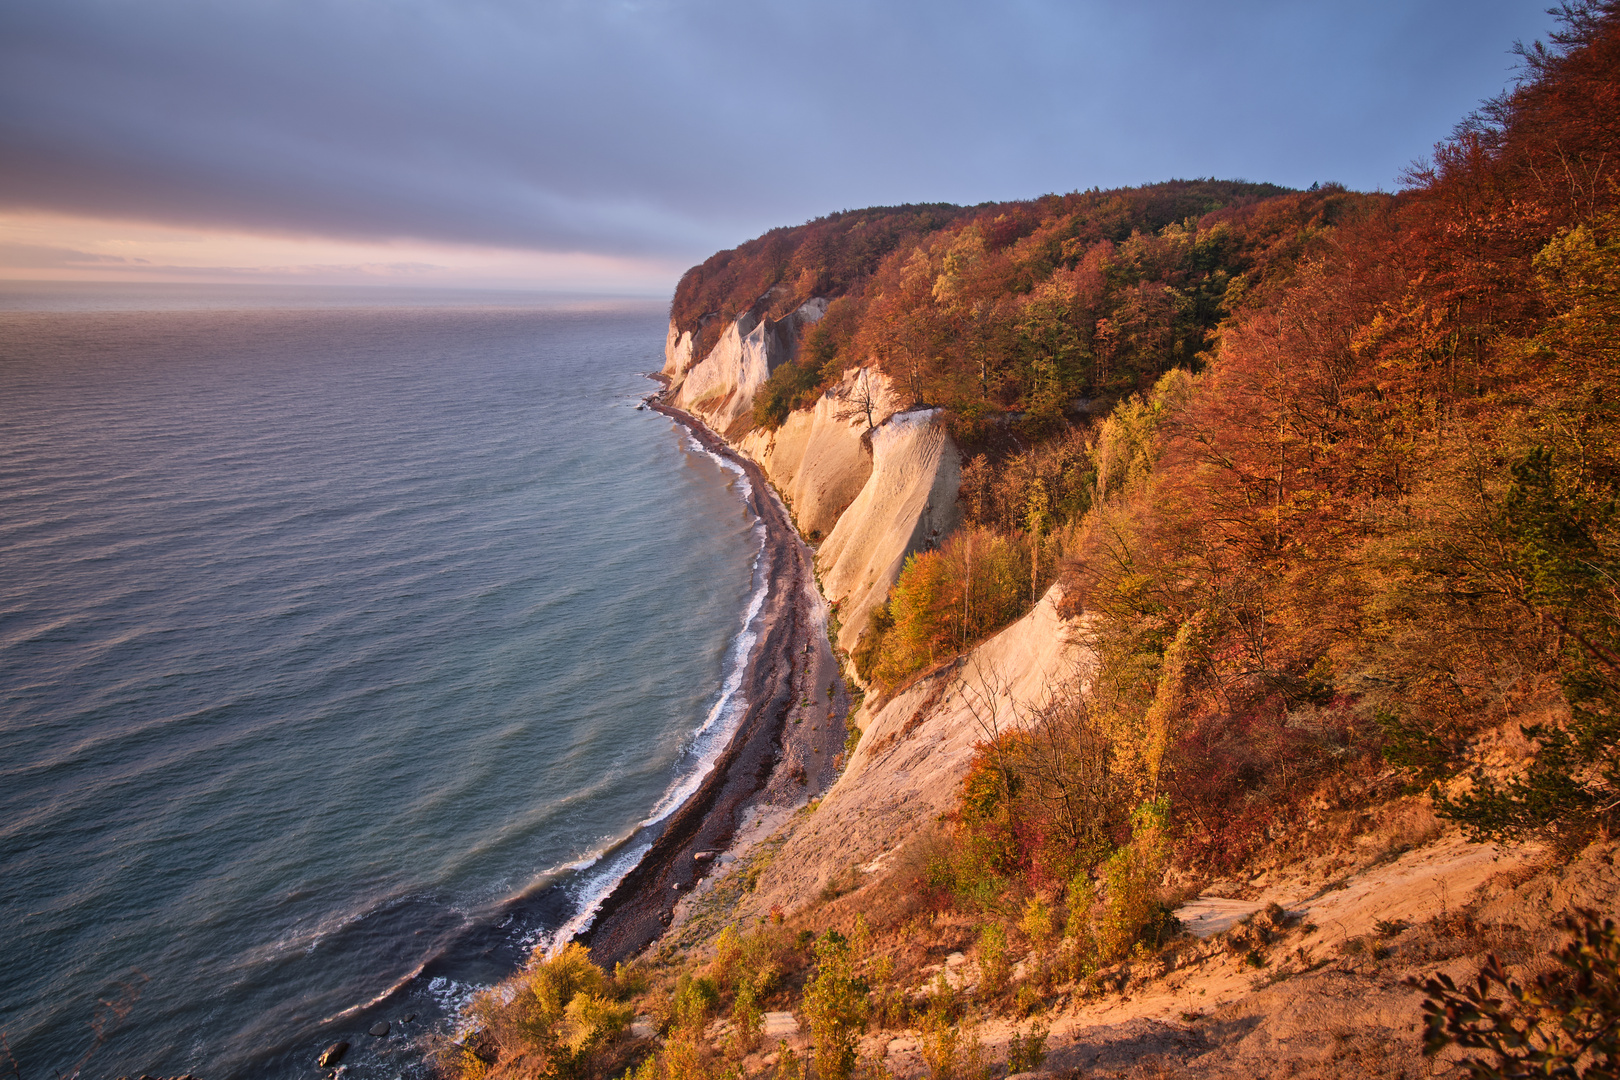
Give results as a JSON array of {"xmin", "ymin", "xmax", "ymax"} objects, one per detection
[
  {"xmin": 731, "ymin": 835, "xmax": 1616, "ymax": 1080},
  {"xmin": 665, "ymin": 583, "xmax": 1090, "ymax": 934}
]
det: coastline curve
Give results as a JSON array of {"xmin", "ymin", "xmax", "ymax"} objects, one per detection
[{"xmin": 573, "ymin": 389, "xmax": 848, "ymax": 966}]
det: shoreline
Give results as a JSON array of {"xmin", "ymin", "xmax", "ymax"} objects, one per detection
[
  {"xmin": 575, "ymin": 388, "xmax": 849, "ymax": 966},
  {"xmin": 272, "ymin": 382, "xmax": 842, "ymax": 1069},
  {"xmin": 270, "ymin": 382, "xmax": 845, "ymax": 1069}
]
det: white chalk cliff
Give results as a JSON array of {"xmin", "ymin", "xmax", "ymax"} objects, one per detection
[
  {"xmin": 813, "ymin": 407, "xmax": 961, "ymax": 655},
  {"xmin": 663, "ymin": 321, "xmax": 697, "ymax": 378},
  {"xmin": 737, "ymin": 366, "xmax": 903, "ymax": 541},
  {"xmin": 665, "ymin": 299, "xmax": 829, "ymax": 440},
  {"xmin": 664, "ymin": 308, "xmax": 962, "ymax": 654}
]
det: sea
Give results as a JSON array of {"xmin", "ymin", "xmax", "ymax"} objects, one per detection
[{"xmin": 0, "ymin": 283, "xmax": 766, "ymax": 1079}]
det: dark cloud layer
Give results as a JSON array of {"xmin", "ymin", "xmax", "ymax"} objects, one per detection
[{"xmin": 0, "ymin": 0, "xmax": 1556, "ymax": 265}]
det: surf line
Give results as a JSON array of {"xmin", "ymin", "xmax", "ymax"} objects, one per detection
[
  {"xmin": 541, "ymin": 431, "xmax": 771, "ymax": 953},
  {"xmin": 295, "ymin": 384, "xmax": 835, "ymax": 1060},
  {"xmin": 570, "ymin": 391, "xmax": 820, "ymax": 966}
]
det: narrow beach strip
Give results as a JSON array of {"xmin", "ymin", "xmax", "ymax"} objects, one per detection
[{"xmin": 575, "ymin": 396, "xmax": 840, "ymax": 966}]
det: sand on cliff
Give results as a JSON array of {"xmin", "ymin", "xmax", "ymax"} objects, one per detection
[{"xmin": 667, "ymin": 583, "xmax": 1090, "ymax": 932}]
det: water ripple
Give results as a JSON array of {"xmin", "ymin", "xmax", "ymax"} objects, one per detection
[{"xmin": 0, "ymin": 297, "xmax": 757, "ymax": 1080}]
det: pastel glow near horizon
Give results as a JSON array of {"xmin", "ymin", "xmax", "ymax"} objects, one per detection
[
  {"xmin": 0, "ymin": 0, "xmax": 1563, "ymax": 293},
  {"xmin": 0, "ymin": 212, "xmax": 680, "ymax": 293}
]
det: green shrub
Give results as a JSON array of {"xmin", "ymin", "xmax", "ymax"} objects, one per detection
[
  {"xmin": 751, "ymin": 356, "xmax": 827, "ymax": 430},
  {"xmin": 1019, "ymin": 895, "xmax": 1056, "ymax": 952},
  {"xmin": 1096, "ymin": 798, "xmax": 1176, "ymax": 962},
  {"xmin": 1411, "ymin": 909, "xmax": 1620, "ymax": 1078},
  {"xmin": 458, "ymin": 943, "xmax": 631, "ymax": 1079},
  {"xmin": 918, "ymin": 987, "xmax": 959, "ymax": 1080},
  {"xmin": 728, "ymin": 980, "xmax": 762, "ymax": 1057},
  {"xmin": 710, "ymin": 925, "xmax": 743, "ymax": 992},
  {"xmin": 1013, "ymin": 982, "xmax": 1045, "ymax": 1016},
  {"xmin": 867, "ymin": 953, "xmax": 906, "ymax": 1029},
  {"xmin": 802, "ymin": 931, "xmax": 869, "ymax": 1080},
  {"xmin": 976, "ymin": 923, "xmax": 1010, "ymax": 998},
  {"xmin": 671, "ymin": 972, "xmax": 719, "ymax": 1029},
  {"xmin": 774, "ymin": 1045, "xmax": 805, "ymax": 1080},
  {"xmin": 960, "ymin": 1025, "xmax": 992, "ymax": 1080},
  {"xmin": 1061, "ymin": 904, "xmax": 1100, "ymax": 985},
  {"xmin": 1007, "ymin": 1023, "xmax": 1049, "ymax": 1073}
]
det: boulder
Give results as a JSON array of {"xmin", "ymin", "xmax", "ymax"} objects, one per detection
[{"xmin": 317, "ymin": 1041, "xmax": 349, "ymax": 1067}]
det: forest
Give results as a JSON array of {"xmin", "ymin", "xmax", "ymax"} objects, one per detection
[
  {"xmin": 683, "ymin": 5, "xmax": 1620, "ymax": 863},
  {"xmin": 450, "ymin": 5, "xmax": 1620, "ymax": 1078}
]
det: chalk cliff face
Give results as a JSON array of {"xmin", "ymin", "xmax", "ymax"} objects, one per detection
[
  {"xmin": 667, "ymin": 310, "xmax": 960, "ymax": 654},
  {"xmin": 814, "ymin": 407, "xmax": 961, "ymax": 655},
  {"xmin": 664, "ymin": 299, "xmax": 828, "ymax": 439},
  {"xmin": 737, "ymin": 366, "xmax": 904, "ymax": 542},
  {"xmin": 663, "ymin": 321, "xmax": 696, "ymax": 378}
]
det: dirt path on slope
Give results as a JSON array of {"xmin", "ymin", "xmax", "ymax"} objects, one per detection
[{"xmin": 577, "ymin": 398, "xmax": 847, "ymax": 967}]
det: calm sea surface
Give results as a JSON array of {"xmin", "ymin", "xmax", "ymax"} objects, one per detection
[{"xmin": 0, "ymin": 285, "xmax": 762, "ymax": 1079}]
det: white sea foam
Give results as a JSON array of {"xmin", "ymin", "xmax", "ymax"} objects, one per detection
[
  {"xmin": 531, "ymin": 836, "xmax": 655, "ymax": 956},
  {"xmin": 683, "ymin": 430, "xmax": 752, "ymax": 489},
  {"xmin": 319, "ymin": 960, "xmax": 432, "ymax": 1024},
  {"xmin": 427, "ymin": 975, "xmax": 479, "ymax": 1029},
  {"xmin": 529, "ymin": 421, "xmax": 772, "ymax": 957},
  {"xmin": 516, "ymin": 843, "xmax": 613, "ymax": 893},
  {"xmin": 641, "ymin": 434, "xmax": 770, "ymax": 826}
]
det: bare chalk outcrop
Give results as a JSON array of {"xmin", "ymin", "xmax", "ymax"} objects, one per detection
[
  {"xmin": 663, "ymin": 299, "xmax": 828, "ymax": 439},
  {"xmin": 814, "ymin": 407, "xmax": 961, "ymax": 656},
  {"xmin": 736, "ymin": 366, "xmax": 900, "ymax": 541},
  {"xmin": 663, "ymin": 307, "xmax": 962, "ymax": 654},
  {"xmin": 663, "ymin": 321, "xmax": 697, "ymax": 378}
]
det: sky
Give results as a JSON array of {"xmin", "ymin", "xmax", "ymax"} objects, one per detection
[{"xmin": 0, "ymin": 0, "xmax": 1562, "ymax": 294}]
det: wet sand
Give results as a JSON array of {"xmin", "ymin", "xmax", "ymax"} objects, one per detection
[{"xmin": 578, "ymin": 396, "xmax": 848, "ymax": 967}]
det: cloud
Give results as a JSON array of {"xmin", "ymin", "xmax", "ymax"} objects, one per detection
[
  {"xmin": 0, "ymin": 212, "xmax": 680, "ymax": 290},
  {"xmin": 0, "ymin": 0, "xmax": 1560, "ymax": 278},
  {"xmin": 0, "ymin": 242, "xmax": 144, "ymax": 268}
]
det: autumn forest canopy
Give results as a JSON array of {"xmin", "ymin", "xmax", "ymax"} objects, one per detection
[{"xmin": 673, "ymin": 0, "xmax": 1620, "ymax": 866}]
